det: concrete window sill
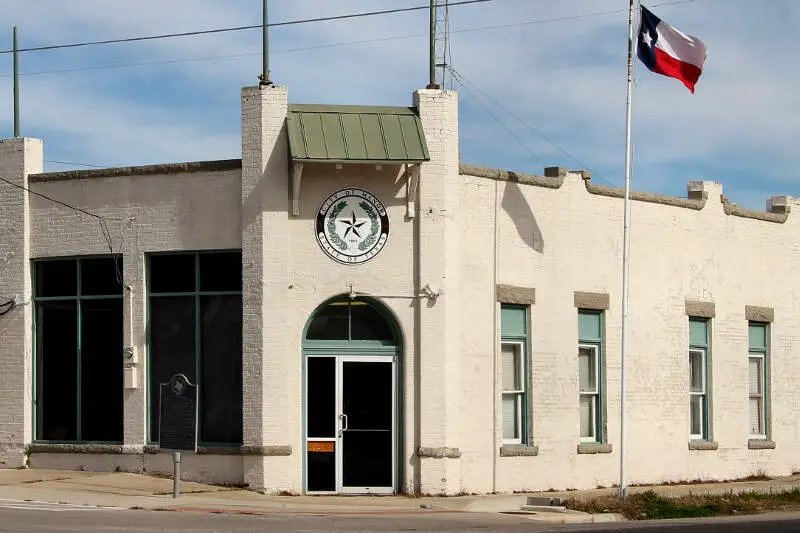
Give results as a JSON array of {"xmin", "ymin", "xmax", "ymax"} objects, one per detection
[
  {"xmin": 500, "ymin": 445, "xmax": 539, "ymax": 457},
  {"xmin": 27, "ymin": 443, "xmax": 132, "ymax": 455},
  {"xmin": 143, "ymin": 445, "xmax": 291, "ymax": 456},
  {"xmin": 688, "ymin": 440, "xmax": 719, "ymax": 451},
  {"xmin": 577, "ymin": 442, "xmax": 612, "ymax": 454},
  {"xmin": 748, "ymin": 439, "xmax": 776, "ymax": 450}
]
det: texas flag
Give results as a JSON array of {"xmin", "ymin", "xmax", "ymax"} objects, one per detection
[{"xmin": 637, "ymin": 5, "xmax": 707, "ymax": 93}]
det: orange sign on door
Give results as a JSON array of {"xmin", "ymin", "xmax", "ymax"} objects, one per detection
[{"xmin": 307, "ymin": 441, "xmax": 335, "ymax": 453}]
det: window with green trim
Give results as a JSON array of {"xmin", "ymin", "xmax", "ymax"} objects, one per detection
[
  {"xmin": 689, "ymin": 318, "xmax": 710, "ymax": 440},
  {"xmin": 578, "ymin": 310, "xmax": 604, "ymax": 443},
  {"xmin": 500, "ymin": 304, "xmax": 529, "ymax": 445},
  {"xmin": 148, "ymin": 251, "xmax": 243, "ymax": 445},
  {"xmin": 34, "ymin": 257, "xmax": 123, "ymax": 443},
  {"xmin": 748, "ymin": 322, "xmax": 769, "ymax": 438}
]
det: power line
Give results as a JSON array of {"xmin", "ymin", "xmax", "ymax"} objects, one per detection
[
  {"xmin": 0, "ymin": 175, "xmax": 110, "ymax": 220},
  {"xmin": 46, "ymin": 160, "xmax": 106, "ymax": 168},
  {"xmin": 450, "ymin": 66, "xmax": 617, "ymax": 187},
  {"xmin": 451, "ymin": 0, "xmax": 697, "ymax": 35},
  {"xmin": 0, "ymin": 0, "xmax": 491, "ymax": 55},
  {"xmin": 0, "ymin": 0, "xmax": 699, "ymax": 80},
  {"xmin": 0, "ymin": 175, "xmax": 126, "ymax": 285},
  {"xmin": 450, "ymin": 71, "xmax": 547, "ymax": 168}
]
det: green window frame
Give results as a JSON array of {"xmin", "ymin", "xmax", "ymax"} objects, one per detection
[
  {"xmin": 500, "ymin": 304, "xmax": 530, "ymax": 445},
  {"xmin": 689, "ymin": 318, "xmax": 711, "ymax": 441},
  {"xmin": 33, "ymin": 256, "xmax": 124, "ymax": 444},
  {"xmin": 146, "ymin": 250, "xmax": 243, "ymax": 446},
  {"xmin": 578, "ymin": 310, "xmax": 604, "ymax": 443},
  {"xmin": 748, "ymin": 322, "xmax": 770, "ymax": 439}
]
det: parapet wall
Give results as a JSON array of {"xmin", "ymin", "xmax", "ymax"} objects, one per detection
[{"xmin": 460, "ymin": 162, "xmax": 793, "ymax": 223}]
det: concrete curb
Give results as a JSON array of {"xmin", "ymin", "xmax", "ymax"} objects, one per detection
[
  {"xmin": 501, "ymin": 509, "xmax": 627, "ymax": 524},
  {"xmin": 160, "ymin": 507, "xmax": 466, "ymax": 516}
]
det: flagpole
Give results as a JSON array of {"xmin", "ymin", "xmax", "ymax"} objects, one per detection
[{"xmin": 619, "ymin": 0, "xmax": 637, "ymax": 501}]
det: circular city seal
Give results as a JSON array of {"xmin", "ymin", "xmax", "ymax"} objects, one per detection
[{"xmin": 316, "ymin": 188, "xmax": 390, "ymax": 264}]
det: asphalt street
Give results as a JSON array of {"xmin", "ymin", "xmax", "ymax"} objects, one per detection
[{"xmin": 2, "ymin": 505, "xmax": 800, "ymax": 533}]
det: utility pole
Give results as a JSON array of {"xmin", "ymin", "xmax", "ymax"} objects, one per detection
[
  {"xmin": 427, "ymin": 0, "xmax": 438, "ymax": 89},
  {"xmin": 13, "ymin": 26, "xmax": 20, "ymax": 138}
]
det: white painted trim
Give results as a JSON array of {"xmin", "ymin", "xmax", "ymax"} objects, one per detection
[
  {"xmin": 578, "ymin": 344, "xmax": 599, "ymax": 442},
  {"xmin": 689, "ymin": 348, "xmax": 706, "ymax": 440}
]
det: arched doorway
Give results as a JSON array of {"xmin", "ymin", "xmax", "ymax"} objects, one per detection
[{"xmin": 302, "ymin": 296, "xmax": 401, "ymax": 494}]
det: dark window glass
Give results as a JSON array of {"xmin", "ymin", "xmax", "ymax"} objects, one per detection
[
  {"xmin": 81, "ymin": 257, "xmax": 122, "ymax": 296},
  {"xmin": 342, "ymin": 362, "xmax": 392, "ymax": 431},
  {"xmin": 306, "ymin": 301, "xmax": 394, "ymax": 342},
  {"xmin": 342, "ymin": 431, "xmax": 392, "ymax": 487},
  {"xmin": 149, "ymin": 255, "xmax": 195, "ymax": 294},
  {"xmin": 307, "ymin": 357, "xmax": 335, "ymax": 438},
  {"xmin": 36, "ymin": 301, "xmax": 78, "ymax": 441},
  {"xmin": 307, "ymin": 451, "xmax": 336, "ymax": 492},
  {"xmin": 341, "ymin": 362, "xmax": 393, "ymax": 488},
  {"xmin": 199, "ymin": 252, "xmax": 242, "ymax": 292},
  {"xmin": 35, "ymin": 260, "xmax": 77, "ymax": 298},
  {"xmin": 199, "ymin": 295, "xmax": 243, "ymax": 444},
  {"xmin": 149, "ymin": 297, "xmax": 196, "ymax": 442},
  {"xmin": 80, "ymin": 299, "xmax": 123, "ymax": 442},
  {"xmin": 350, "ymin": 304, "xmax": 394, "ymax": 342},
  {"xmin": 305, "ymin": 303, "xmax": 349, "ymax": 340}
]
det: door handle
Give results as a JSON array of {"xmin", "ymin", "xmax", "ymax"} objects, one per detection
[{"xmin": 339, "ymin": 413, "xmax": 349, "ymax": 433}]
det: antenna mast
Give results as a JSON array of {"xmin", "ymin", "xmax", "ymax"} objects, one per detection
[
  {"xmin": 435, "ymin": 0, "xmax": 451, "ymax": 89},
  {"xmin": 427, "ymin": 0, "xmax": 451, "ymax": 89}
]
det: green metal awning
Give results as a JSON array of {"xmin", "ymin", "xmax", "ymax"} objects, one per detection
[{"xmin": 287, "ymin": 104, "xmax": 430, "ymax": 164}]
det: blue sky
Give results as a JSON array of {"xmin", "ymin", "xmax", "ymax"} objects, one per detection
[{"xmin": 0, "ymin": 0, "xmax": 797, "ymax": 210}]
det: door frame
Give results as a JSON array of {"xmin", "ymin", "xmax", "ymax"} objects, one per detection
[
  {"xmin": 303, "ymin": 353, "xmax": 400, "ymax": 495},
  {"xmin": 336, "ymin": 354, "xmax": 397, "ymax": 494}
]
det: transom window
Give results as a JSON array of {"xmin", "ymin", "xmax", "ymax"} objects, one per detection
[{"xmin": 305, "ymin": 300, "xmax": 395, "ymax": 343}]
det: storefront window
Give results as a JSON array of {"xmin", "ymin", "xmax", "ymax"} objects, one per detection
[
  {"xmin": 34, "ymin": 257, "xmax": 123, "ymax": 443},
  {"xmin": 148, "ymin": 251, "xmax": 243, "ymax": 445}
]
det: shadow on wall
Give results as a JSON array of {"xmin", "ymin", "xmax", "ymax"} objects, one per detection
[{"xmin": 501, "ymin": 180, "xmax": 544, "ymax": 254}]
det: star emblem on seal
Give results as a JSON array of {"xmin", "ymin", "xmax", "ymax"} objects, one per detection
[
  {"xmin": 339, "ymin": 211, "xmax": 367, "ymax": 239},
  {"xmin": 316, "ymin": 188, "xmax": 390, "ymax": 265}
]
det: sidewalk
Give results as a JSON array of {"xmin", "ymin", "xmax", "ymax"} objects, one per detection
[{"xmin": 0, "ymin": 468, "xmax": 798, "ymax": 522}]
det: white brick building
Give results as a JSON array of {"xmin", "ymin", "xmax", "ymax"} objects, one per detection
[{"xmin": 0, "ymin": 82, "xmax": 796, "ymax": 495}]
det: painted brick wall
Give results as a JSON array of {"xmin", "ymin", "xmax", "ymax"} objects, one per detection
[
  {"xmin": 240, "ymin": 85, "xmax": 296, "ymax": 492},
  {"xmin": 414, "ymin": 89, "xmax": 464, "ymax": 495},
  {"xmin": 27, "ymin": 168, "xmax": 241, "ymax": 451},
  {"xmin": 0, "ymin": 138, "xmax": 42, "ymax": 467},
  {"xmin": 458, "ymin": 169, "xmax": 800, "ymax": 493}
]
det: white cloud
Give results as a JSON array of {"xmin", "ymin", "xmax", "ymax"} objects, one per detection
[{"xmin": 0, "ymin": 0, "xmax": 798, "ymax": 208}]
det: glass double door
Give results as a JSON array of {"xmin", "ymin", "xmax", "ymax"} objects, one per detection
[{"xmin": 306, "ymin": 355, "xmax": 396, "ymax": 494}]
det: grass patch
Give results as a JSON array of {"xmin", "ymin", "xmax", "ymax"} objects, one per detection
[{"xmin": 565, "ymin": 488, "xmax": 800, "ymax": 520}]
